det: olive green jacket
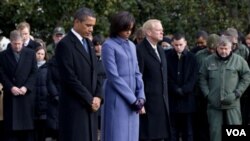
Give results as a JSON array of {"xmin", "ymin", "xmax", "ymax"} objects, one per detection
[
  {"xmin": 195, "ymin": 48, "xmax": 212, "ymax": 68},
  {"xmin": 199, "ymin": 53, "xmax": 250, "ymax": 109},
  {"xmin": 234, "ymin": 43, "xmax": 249, "ymax": 60}
]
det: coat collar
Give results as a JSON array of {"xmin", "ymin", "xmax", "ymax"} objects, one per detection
[
  {"xmin": 6, "ymin": 46, "xmax": 29, "ymax": 75},
  {"xmin": 6, "ymin": 46, "xmax": 18, "ymax": 66},
  {"xmin": 142, "ymin": 38, "xmax": 162, "ymax": 62},
  {"xmin": 112, "ymin": 36, "xmax": 129, "ymax": 45},
  {"xmin": 171, "ymin": 48, "xmax": 189, "ymax": 57}
]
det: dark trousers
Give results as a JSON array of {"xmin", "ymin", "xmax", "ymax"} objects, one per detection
[
  {"xmin": 0, "ymin": 121, "xmax": 4, "ymax": 141},
  {"xmin": 193, "ymin": 111, "xmax": 209, "ymax": 141},
  {"xmin": 240, "ymin": 94, "xmax": 250, "ymax": 125},
  {"xmin": 34, "ymin": 120, "xmax": 47, "ymax": 141},
  {"xmin": 170, "ymin": 113, "xmax": 193, "ymax": 141},
  {"xmin": 4, "ymin": 130, "xmax": 34, "ymax": 141},
  {"xmin": 193, "ymin": 96, "xmax": 209, "ymax": 141}
]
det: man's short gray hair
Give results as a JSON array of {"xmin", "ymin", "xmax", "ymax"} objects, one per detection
[
  {"xmin": 9, "ymin": 30, "xmax": 22, "ymax": 42},
  {"xmin": 217, "ymin": 35, "xmax": 232, "ymax": 48}
]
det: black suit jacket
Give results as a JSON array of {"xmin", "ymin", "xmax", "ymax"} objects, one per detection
[
  {"xmin": 137, "ymin": 38, "xmax": 170, "ymax": 139},
  {"xmin": 55, "ymin": 30, "xmax": 102, "ymax": 141},
  {"xmin": 0, "ymin": 47, "xmax": 37, "ymax": 130}
]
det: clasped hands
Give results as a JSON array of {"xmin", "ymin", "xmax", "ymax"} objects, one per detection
[
  {"xmin": 91, "ymin": 97, "xmax": 101, "ymax": 112},
  {"xmin": 132, "ymin": 98, "xmax": 146, "ymax": 114},
  {"xmin": 11, "ymin": 86, "xmax": 27, "ymax": 96}
]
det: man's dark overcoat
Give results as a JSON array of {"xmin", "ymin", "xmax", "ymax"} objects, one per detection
[
  {"xmin": 0, "ymin": 47, "xmax": 37, "ymax": 130},
  {"xmin": 165, "ymin": 49, "xmax": 198, "ymax": 113},
  {"xmin": 137, "ymin": 38, "xmax": 171, "ymax": 139},
  {"xmin": 55, "ymin": 31, "xmax": 102, "ymax": 141}
]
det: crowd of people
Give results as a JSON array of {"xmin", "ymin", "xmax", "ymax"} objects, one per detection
[{"xmin": 0, "ymin": 6, "xmax": 250, "ymax": 141}]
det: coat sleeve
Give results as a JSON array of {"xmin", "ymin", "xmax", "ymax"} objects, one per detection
[
  {"xmin": 94, "ymin": 74, "xmax": 103, "ymax": 99},
  {"xmin": 47, "ymin": 64, "xmax": 59, "ymax": 97},
  {"xmin": 24, "ymin": 51, "xmax": 37, "ymax": 92},
  {"xmin": 133, "ymin": 44, "xmax": 145, "ymax": 100},
  {"xmin": 55, "ymin": 40, "xmax": 93, "ymax": 107},
  {"xmin": 102, "ymin": 42, "xmax": 137, "ymax": 105},
  {"xmin": 199, "ymin": 59, "xmax": 210, "ymax": 97},
  {"xmin": 135, "ymin": 64, "xmax": 145, "ymax": 100},
  {"xmin": 234, "ymin": 59, "xmax": 250, "ymax": 96},
  {"xmin": 136, "ymin": 46, "xmax": 144, "ymax": 73},
  {"xmin": 0, "ymin": 53, "xmax": 14, "ymax": 92},
  {"xmin": 90, "ymin": 40, "xmax": 103, "ymax": 100}
]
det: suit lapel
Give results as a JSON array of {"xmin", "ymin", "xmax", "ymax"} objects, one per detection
[
  {"xmin": 144, "ymin": 39, "xmax": 161, "ymax": 63},
  {"xmin": 6, "ymin": 48, "xmax": 18, "ymax": 73},
  {"xmin": 75, "ymin": 42, "xmax": 91, "ymax": 64},
  {"xmin": 157, "ymin": 45, "xmax": 165, "ymax": 65},
  {"xmin": 69, "ymin": 32, "xmax": 91, "ymax": 65},
  {"xmin": 87, "ymin": 39, "xmax": 96, "ymax": 70}
]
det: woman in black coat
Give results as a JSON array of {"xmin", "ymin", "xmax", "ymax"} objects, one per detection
[{"xmin": 34, "ymin": 46, "xmax": 49, "ymax": 141}]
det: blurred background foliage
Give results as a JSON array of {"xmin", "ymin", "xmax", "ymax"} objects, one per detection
[{"xmin": 1, "ymin": 0, "xmax": 250, "ymax": 46}]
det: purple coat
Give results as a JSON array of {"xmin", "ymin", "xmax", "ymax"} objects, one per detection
[{"xmin": 101, "ymin": 37, "xmax": 145, "ymax": 141}]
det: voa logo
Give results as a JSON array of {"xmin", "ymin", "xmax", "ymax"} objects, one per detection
[{"xmin": 226, "ymin": 129, "xmax": 246, "ymax": 136}]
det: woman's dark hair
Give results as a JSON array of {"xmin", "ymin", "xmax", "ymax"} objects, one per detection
[{"xmin": 109, "ymin": 11, "xmax": 135, "ymax": 37}]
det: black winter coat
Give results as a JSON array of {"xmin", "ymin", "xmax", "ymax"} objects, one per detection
[
  {"xmin": 0, "ymin": 47, "xmax": 37, "ymax": 130},
  {"xmin": 137, "ymin": 38, "xmax": 171, "ymax": 139},
  {"xmin": 55, "ymin": 31, "xmax": 102, "ymax": 141},
  {"xmin": 165, "ymin": 49, "xmax": 198, "ymax": 113},
  {"xmin": 35, "ymin": 63, "xmax": 48, "ymax": 120}
]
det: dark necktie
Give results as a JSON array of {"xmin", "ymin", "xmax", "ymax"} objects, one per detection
[{"xmin": 82, "ymin": 39, "xmax": 89, "ymax": 54}]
